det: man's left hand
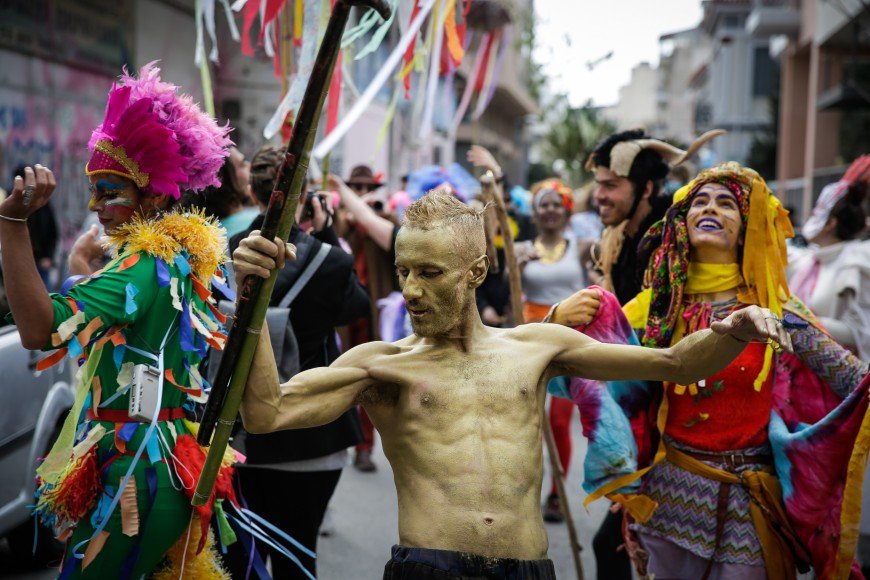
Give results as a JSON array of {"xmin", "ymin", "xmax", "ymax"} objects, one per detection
[{"xmin": 711, "ymin": 305, "xmax": 793, "ymax": 353}]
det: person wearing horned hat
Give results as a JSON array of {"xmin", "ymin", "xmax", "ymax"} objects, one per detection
[{"xmin": 589, "ymin": 129, "xmax": 724, "ymax": 306}]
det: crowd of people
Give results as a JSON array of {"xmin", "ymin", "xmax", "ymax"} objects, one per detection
[{"xmin": 0, "ymin": 62, "xmax": 868, "ymax": 580}]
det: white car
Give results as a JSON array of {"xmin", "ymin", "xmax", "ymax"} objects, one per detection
[{"xmin": 0, "ymin": 268, "xmax": 74, "ymax": 565}]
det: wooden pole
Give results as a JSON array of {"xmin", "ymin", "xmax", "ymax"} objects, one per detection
[
  {"xmin": 544, "ymin": 404, "xmax": 586, "ymax": 580},
  {"xmin": 481, "ymin": 171, "xmax": 585, "ymax": 579}
]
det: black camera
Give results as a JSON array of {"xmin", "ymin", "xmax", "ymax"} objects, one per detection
[{"xmin": 302, "ymin": 192, "xmax": 329, "ymax": 221}]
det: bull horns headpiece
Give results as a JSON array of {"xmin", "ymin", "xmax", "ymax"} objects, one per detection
[{"xmin": 586, "ymin": 129, "xmax": 726, "ymax": 177}]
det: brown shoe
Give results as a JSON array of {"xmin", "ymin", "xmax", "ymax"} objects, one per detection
[
  {"xmin": 354, "ymin": 450, "xmax": 377, "ymax": 472},
  {"xmin": 542, "ymin": 493, "xmax": 564, "ymax": 523}
]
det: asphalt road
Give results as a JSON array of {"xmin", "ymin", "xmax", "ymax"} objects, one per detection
[{"xmin": 1, "ymin": 405, "xmax": 608, "ymax": 579}]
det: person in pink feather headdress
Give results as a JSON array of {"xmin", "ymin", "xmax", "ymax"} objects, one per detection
[{"xmin": 0, "ymin": 63, "xmax": 244, "ymax": 578}]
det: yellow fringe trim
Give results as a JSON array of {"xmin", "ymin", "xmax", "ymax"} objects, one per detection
[
  {"xmin": 152, "ymin": 515, "xmax": 230, "ymax": 580},
  {"xmin": 106, "ymin": 209, "xmax": 227, "ymax": 283}
]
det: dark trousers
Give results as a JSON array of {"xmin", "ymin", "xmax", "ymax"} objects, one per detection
[
  {"xmin": 223, "ymin": 467, "xmax": 343, "ymax": 579},
  {"xmin": 592, "ymin": 508, "xmax": 632, "ymax": 580},
  {"xmin": 383, "ymin": 545, "xmax": 556, "ymax": 580}
]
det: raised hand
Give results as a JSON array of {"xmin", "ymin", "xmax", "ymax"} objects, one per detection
[
  {"xmin": 467, "ymin": 145, "xmax": 502, "ymax": 176},
  {"xmin": 550, "ymin": 288, "xmax": 601, "ymax": 327},
  {"xmin": 232, "ymin": 230, "xmax": 297, "ymax": 286},
  {"xmin": 69, "ymin": 224, "xmax": 106, "ymax": 276},
  {"xmin": 514, "ymin": 241, "xmax": 539, "ymax": 269},
  {"xmin": 711, "ymin": 305, "xmax": 793, "ymax": 353},
  {"xmin": 0, "ymin": 165, "xmax": 55, "ymax": 221}
]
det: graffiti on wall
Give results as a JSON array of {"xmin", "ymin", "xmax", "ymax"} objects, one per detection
[{"xmin": 0, "ymin": 54, "xmax": 109, "ymax": 251}]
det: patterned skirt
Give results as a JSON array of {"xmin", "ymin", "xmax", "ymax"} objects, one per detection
[{"xmin": 631, "ymin": 439, "xmax": 770, "ymax": 567}]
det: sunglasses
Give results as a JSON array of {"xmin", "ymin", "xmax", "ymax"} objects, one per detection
[{"xmin": 348, "ymin": 182, "xmax": 380, "ymax": 192}]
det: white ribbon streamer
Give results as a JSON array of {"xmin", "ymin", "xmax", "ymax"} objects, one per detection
[
  {"xmin": 448, "ymin": 30, "xmax": 485, "ymax": 139},
  {"xmin": 203, "ymin": 0, "xmax": 220, "ymax": 63},
  {"xmin": 220, "ymin": 0, "xmax": 240, "ymax": 41}
]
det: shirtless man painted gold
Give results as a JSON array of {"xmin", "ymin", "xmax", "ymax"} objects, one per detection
[{"xmin": 233, "ymin": 189, "xmax": 791, "ymax": 579}]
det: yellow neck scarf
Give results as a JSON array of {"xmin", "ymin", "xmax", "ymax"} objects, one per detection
[{"xmin": 684, "ymin": 262, "xmax": 744, "ymax": 295}]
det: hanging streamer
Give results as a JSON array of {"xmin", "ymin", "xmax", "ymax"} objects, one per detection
[
  {"xmin": 371, "ymin": 87, "xmax": 400, "ymax": 164},
  {"xmin": 294, "ymin": 0, "xmax": 304, "ymax": 47},
  {"xmin": 203, "ymin": 0, "xmax": 219, "ymax": 62},
  {"xmin": 402, "ymin": 0, "xmax": 423, "ymax": 98},
  {"xmin": 471, "ymin": 26, "xmax": 510, "ymax": 121},
  {"xmin": 448, "ymin": 30, "xmax": 486, "ymax": 139},
  {"xmin": 240, "ymin": 0, "xmax": 260, "ymax": 55},
  {"xmin": 195, "ymin": 0, "xmax": 217, "ymax": 116},
  {"xmin": 312, "ymin": 0, "xmax": 437, "ymax": 160},
  {"xmin": 259, "ymin": 0, "xmax": 285, "ymax": 51},
  {"xmin": 341, "ymin": 7, "xmax": 380, "ymax": 48},
  {"xmin": 263, "ymin": 0, "xmax": 323, "ymax": 138},
  {"xmin": 473, "ymin": 32, "xmax": 495, "ymax": 92},
  {"xmin": 353, "ymin": 0, "xmax": 398, "ymax": 61},
  {"xmin": 443, "ymin": 0, "xmax": 464, "ymax": 65},
  {"xmin": 419, "ymin": 0, "xmax": 448, "ymax": 140},
  {"xmin": 326, "ymin": 51, "xmax": 343, "ymax": 134},
  {"xmin": 220, "ymin": 0, "xmax": 241, "ymax": 40}
]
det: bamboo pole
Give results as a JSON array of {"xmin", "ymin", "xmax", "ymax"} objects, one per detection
[
  {"xmin": 481, "ymin": 171, "xmax": 585, "ymax": 580},
  {"xmin": 193, "ymin": 0, "xmax": 392, "ymax": 507}
]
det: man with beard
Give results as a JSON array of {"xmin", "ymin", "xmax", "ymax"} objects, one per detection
[
  {"xmin": 589, "ymin": 130, "xmax": 722, "ymax": 305},
  {"xmin": 232, "ymin": 188, "xmax": 787, "ymax": 579}
]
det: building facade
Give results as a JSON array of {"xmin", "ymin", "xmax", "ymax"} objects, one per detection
[
  {"xmin": 0, "ymin": 0, "xmax": 203, "ymax": 247},
  {"xmin": 749, "ymin": 0, "xmax": 868, "ymax": 221}
]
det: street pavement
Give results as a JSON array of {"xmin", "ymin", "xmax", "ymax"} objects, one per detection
[{"xmin": 1, "ymin": 405, "xmax": 608, "ymax": 579}]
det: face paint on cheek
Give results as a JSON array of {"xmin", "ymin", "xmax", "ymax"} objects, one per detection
[
  {"xmin": 102, "ymin": 199, "xmax": 136, "ymax": 222},
  {"xmin": 104, "ymin": 197, "xmax": 136, "ymax": 210}
]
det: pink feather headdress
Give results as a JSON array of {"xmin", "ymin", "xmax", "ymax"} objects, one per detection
[{"xmin": 86, "ymin": 62, "xmax": 232, "ymax": 200}]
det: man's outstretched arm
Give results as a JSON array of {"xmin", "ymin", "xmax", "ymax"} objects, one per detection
[
  {"xmin": 544, "ymin": 304, "xmax": 791, "ymax": 384},
  {"xmin": 241, "ymin": 328, "xmax": 389, "ymax": 433}
]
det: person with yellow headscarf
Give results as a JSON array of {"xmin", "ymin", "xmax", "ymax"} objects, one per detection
[{"xmin": 549, "ymin": 162, "xmax": 870, "ymax": 579}]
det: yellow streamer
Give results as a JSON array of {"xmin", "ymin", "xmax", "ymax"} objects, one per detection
[{"xmin": 294, "ymin": 0, "xmax": 303, "ymax": 44}]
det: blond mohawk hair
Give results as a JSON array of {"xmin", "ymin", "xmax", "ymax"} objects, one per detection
[{"xmin": 402, "ymin": 187, "xmax": 486, "ymax": 264}]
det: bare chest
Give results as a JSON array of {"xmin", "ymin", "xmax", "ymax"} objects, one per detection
[{"xmin": 376, "ymin": 348, "xmax": 548, "ymax": 424}]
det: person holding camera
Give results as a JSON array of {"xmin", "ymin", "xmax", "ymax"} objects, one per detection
[
  {"xmin": 222, "ymin": 145, "xmax": 369, "ymax": 579},
  {"xmin": 334, "ymin": 165, "xmax": 400, "ymax": 472}
]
